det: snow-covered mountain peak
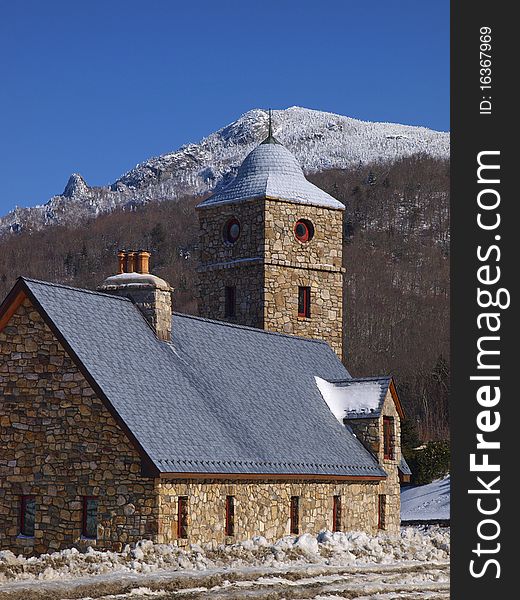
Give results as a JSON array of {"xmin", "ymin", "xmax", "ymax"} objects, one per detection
[
  {"xmin": 63, "ymin": 173, "xmax": 90, "ymax": 198},
  {"xmin": 0, "ymin": 107, "xmax": 449, "ymax": 236}
]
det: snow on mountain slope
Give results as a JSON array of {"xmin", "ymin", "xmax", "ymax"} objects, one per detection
[{"xmin": 0, "ymin": 107, "xmax": 450, "ymax": 236}]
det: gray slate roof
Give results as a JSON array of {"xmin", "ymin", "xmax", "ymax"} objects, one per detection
[
  {"xmin": 198, "ymin": 142, "xmax": 345, "ymax": 210},
  {"xmin": 22, "ymin": 278, "xmax": 386, "ymax": 478},
  {"xmin": 399, "ymin": 457, "xmax": 412, "ymax": 476},
  {"xmin": 329, "ymin": 376, "xmax": 392, "ymax": 419}
]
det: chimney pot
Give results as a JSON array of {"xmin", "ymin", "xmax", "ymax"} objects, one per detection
[
  {"xmin": 98, "ymin": 250, "xmax": 173, "ymax": 342},
  {"xmin": 117, "ymin": 250, "xmax": 126, "ymax": 274},
  {"xmin": 126, "ymin": 251, "xmax": 137, "ymax": 273},
  {"xmin": 137, "ymin": 250, "xmax": 151, "ymax": 274}
]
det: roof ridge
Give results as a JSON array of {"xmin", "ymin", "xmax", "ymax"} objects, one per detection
[
  {"xmin": 20, "ymin": 277, "xmax": 132, "ymax": 302},
  {"xmin": 331, "ymin": 375, "xmax": 391, "ymax": 383},
  {"xmin": 172, "ymin": 311, "xmax": 333, "ymax": 346}
]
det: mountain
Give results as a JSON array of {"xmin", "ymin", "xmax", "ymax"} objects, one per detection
[{"xmin": 0, "ymin": 107, "xmax": 450, "ymax": 236}]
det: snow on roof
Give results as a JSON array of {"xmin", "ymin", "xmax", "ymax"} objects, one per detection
[
  {"xmin": 198, "ymin": 142, "xmax": 345, "ymax": 210},
  {"xmin": 315, "ymin": 377, "xmax": 386, "ymax": 422}
]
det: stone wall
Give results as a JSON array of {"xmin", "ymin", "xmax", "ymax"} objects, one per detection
[
  {"xmin": 0, "ymin": 298, "xmax": 158, "ymax": 555},
  {"xmin": 376, "ymin": 390, "xmax": 402, "ymax": 533},
  {"xmin": 197, "ymin": 263, "xmax": 265, "ymax": 328},
  {"xmin": 263, "ymin": 199, "xmax": 343, "ymax": 269},
  {"xmin": 345, "ymin": 418, "xmax": 381, "ymax": 456},
  {"xmin": 100, "ymin": 284, "xmax": 173, "ymax": 341},
  {"xmin": 157, "ymin": 478, "xmax": 386, "ymax": 546},
  {"xmin": 197, "ymin": 198, "xmax": 344, "ymax": 358},
  {"xmin": 262, "ymin": 200, "xmax": 344, "ymax": 358},
  {"xmin": 197, "ymin": 200, "xmax": 265, "ymax": 266},
  {"xmin": 344, "ymin": 389, "xmax": 401, "ymax": 533},
  {"xmin": 197, "ymin": 200, "xmax": 266, "ymax": 327},
  {"xmin": 263, "ymin": 266, "xmax": 343, "ymax": 357}
]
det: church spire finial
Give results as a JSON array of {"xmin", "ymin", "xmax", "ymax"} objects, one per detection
[{"xmin": 262, "ymin": 108, "xmax": 280, "ymax": 144}]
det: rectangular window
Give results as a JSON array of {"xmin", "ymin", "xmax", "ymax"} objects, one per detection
[
  {"xmin": 378, "ymin": 494, "xmax": 386, "ymax": 530},
  {"xmin": 20, "ymin": 495, "xmax": 35, "ymax": 537},
  {"xmin": 290, "ymin": 496, "xmax": 300, "ymax": 535},
  {"xmin": 225, "ymin": 495, "xmax": 235, "ymax": 537},
  {"xmin": 224, "ymin": 286, "xmax": 236, "ymax": 317},
  {"xmin": 383, "ymin": 417, "xmax": 394, "ymax": 460},
  {"xmin": 82, "ymin": 496, "xmax": 98, "ymax": 539},
  {"xmin": 298, "ymin": 286, "xmax": 311, "ymax": 318},
  {"xmin": 333, "ymin": 495, "xmax": 342, "ymax": 532},
  {"xmin": 178, "ymin": 496, "xmax": 188, "ymax": 539}
]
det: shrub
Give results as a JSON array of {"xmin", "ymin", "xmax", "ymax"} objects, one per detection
[{"xmin": 408, "ymin": 441, "xmax": 450, "ymax": 485}]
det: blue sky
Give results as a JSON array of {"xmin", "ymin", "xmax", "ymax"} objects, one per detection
[{"xmin": 0, "ymin": 0, "xmax": 449, "ymax": 214}]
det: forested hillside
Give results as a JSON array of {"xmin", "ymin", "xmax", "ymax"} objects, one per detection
[{"xmin": 0, "ymin": 155, "xmax": 449, "ymax": 440}]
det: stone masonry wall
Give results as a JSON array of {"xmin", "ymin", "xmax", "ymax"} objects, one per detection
[
  {"xmin": 157, "ymin": 478, "xmax": 388, "ymax": 547},
  {"xmin": 376, "ymin": 390, "xmax": 402, "ymax": 533},
  {"xmin": 198, "ymin": 263, "xmax": 264, "ymax": 328},
  {"xmin": 263, "ymin": 266, "xmax": 343, "ymax": 358},
  {"xmin": 197, "ymin": 200, "xmax": 265, "ymax": 327},
  {"xmin": 197, "ymin": 198, "xmax": 344, "ymax": 358},
  {"xmin": 100, "ymin": 285, "xmax": 173, "ymax": 341},
  {"xmin": 197, "ymin": 200, "xmax": 265, "ymax": 266},
  {"xmin": 0, "ymin": 298, "xmax": 158, "ymax": 555},
  {"xmin": 263, "ymin": 199, "xmax": 344, "ymax": 269},
  {"xmin": 344, "ymin": 390, "xmax": 401, "ymax": 533},
  {"xmin": 263, "ymin": 200, "xmax": 344, "ymax": 359}
]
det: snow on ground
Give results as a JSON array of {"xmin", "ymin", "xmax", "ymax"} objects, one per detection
[
  {"xmin": 0, "ymin": 527, "xmax": 449, "ymax": 586},
  {"xmin": 0, "ymin": 527, "xmax": 449, "ymax": 599},
  {"xmin": 401, "ymin": 477, "xmax": 450, "ymax": 522}
]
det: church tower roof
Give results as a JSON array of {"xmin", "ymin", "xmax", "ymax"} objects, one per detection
[{"xmin": 198, "ymin": 121, "xmax": 344, "ymax": 210}]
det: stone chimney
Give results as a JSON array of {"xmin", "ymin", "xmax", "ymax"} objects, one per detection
[{"xmin": 98, "ymin": 250, "xmax": 173, "ymax": 341}]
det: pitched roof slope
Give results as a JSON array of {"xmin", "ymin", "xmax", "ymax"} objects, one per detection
[
  {"xmin": 21, "ymin": 278, "xmax": 385, "ymax": 478},
  {"xmin": 198, "ymin": 142, "xmax": 345, "ymax": 210},
  {"xmin": 399, "ymin": 457, "xmax": 412, "ymax": 476}
]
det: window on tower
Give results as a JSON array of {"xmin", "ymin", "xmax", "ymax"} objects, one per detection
[
  {"xmin": 224, "ymin": 218, "xmax": 241, "ymax": 244},
  {"xmin": 294, "ymin": 219, "xmax": 314, "ymax": 243},
  {"xmin": 298, "ymin": 286, "xmax": 311, "ymax": 318},
  {"xmin": 225, "ymin": 286, "xmax": 236, "ymax": 318}
]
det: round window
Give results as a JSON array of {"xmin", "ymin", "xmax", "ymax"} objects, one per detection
[
  {"xmin": 294, "ymin": 219, "xmax": 314, "ymax": 243},
  {"xmin": 224, "ymin": 218, "xmax": 241, "ymax": 243}
]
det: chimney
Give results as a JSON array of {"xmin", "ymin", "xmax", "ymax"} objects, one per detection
[{"xmin": 98, "ymin": 250, "xmax": 173, "ymax": 341}]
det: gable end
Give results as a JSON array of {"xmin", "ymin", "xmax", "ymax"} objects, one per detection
[{"xmin": 0, "ymin": 278, "xmax": 159, "ymax": 477}]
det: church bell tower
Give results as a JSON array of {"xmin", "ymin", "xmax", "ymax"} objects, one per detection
[{"xmin": 196, "ymin": 112, "xmax": 345, "ymax": 359}]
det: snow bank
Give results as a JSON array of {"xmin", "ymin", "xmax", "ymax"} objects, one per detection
[
  {"xmin": 0, "ymin": 527, "xmax": 449, "ymax": 583},
  {"xmin": 401, "ymin": 477, "xmax": 450, "ymax": 522}
]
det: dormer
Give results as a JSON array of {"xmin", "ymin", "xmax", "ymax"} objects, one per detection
[{"xmin": 315, "ymin": 376, "xmax": 405, "ymax": 465}]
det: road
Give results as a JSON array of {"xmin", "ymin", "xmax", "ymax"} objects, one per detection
[{"xmin": 0, "ymin": 562, "xmax": 449, "ymax": 600}]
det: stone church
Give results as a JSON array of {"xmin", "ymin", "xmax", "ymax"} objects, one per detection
[{"xmin": 0, "ymin": 126, "xmax": 406, "ymax": 555}]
